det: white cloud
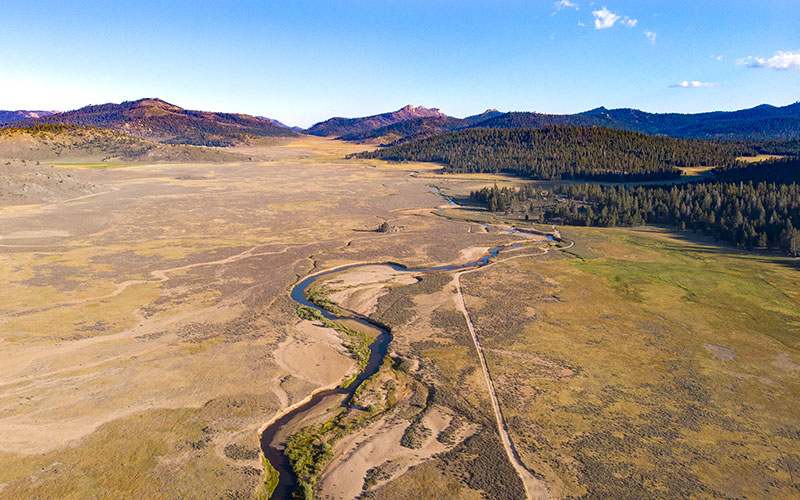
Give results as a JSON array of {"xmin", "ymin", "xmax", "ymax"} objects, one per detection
[
  {"xmin": 577, "ymin": 20, "xmax": 586, "ymax": 27},
  {"xmin": 621, "ymin": 17, "xmax": 638, "ymax": 28},
  {"xmin": 737, "ymin": 50, "xmax": 800, "ymax": 71},
  {"xmin": 592, "ymin": 7, "xmax": 620, "ymax": 29},
  {"xmin": 553, "ymin": 0, "xmax": 578, "ymax": 11},
  {"xmin": 710, "ymin": 54, "xmax": 723, "ymax": 61},
  {"xmin": 644, "ymin": 30, "xmax": 657, "ymax": 44},
  {"xmin": 592, "ymin": 7, "xmax": 637, "ymax": 29},
  {"xmin": 670, "ymin": 81, "xmax": 717, "ymax": 88}
]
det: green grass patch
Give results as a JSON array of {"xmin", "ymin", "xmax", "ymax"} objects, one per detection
[{"xmin": 256, "ymin": 456, "xmax": 280, "ymax": 500}]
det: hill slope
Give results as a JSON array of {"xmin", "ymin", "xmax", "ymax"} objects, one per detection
[
  {"xmin": 7, "ymin": 98, "xmax": 298, "ymax": 146},
  {"xmin": 0, "ymin": 124, "xmax": 246, "ymax": 162},
  {"xmin": 306, "ymin": 105, "xmax": 447, "ymax": 137}
]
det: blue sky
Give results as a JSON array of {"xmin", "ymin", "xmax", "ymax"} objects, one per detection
[{"xmin": 1, "ymin": 0, "xmax": 798, "ymax": 127}]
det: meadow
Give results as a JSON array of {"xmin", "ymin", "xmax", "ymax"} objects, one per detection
[{"xmin": 459, "ymin": 226, "xmax": 800, "ymax": 498}]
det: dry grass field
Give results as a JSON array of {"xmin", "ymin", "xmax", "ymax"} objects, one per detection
[{"xmin": 0, "ymin": 137, "xmax": 517, "ymax": 499}]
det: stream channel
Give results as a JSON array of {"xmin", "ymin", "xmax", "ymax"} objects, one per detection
[{"xmin": 259, "ymin": 245, "xmax": 522, "ymax": 499}]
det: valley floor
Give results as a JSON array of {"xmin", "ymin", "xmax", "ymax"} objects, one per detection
[{"xmin": 0, "ymin": 137, "xmax": 798, "ymax": 499}]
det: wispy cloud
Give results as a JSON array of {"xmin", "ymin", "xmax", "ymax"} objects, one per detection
[
  {"xmin": 644, "ymin": 30, "xmax": 657, "ymax": 44},
  {"xmin": 709, "ymin": 54, "xmax": 723, "ymax": 61},
  {"xmin": 669, "ymin": 81, "xmax": 717, "ymax": 88},
  {"xmin": 592, "ymin": 6, "xmax": 637, "ymax": 29},
  {"xmin": 553, "ymin": 0, "xmax": 578, "ymax": 11},
  {"xmin": 737, "ymin": 50, "xmax": 800, "ymax": 71}
]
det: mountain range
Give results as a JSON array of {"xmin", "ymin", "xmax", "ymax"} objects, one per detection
[
  {"xmin": 337, "ymin": 109, "xmax": 504, "ymax": 143},
  {"xmin": 307, "ymin": 102, "xmax": 800, "ymax": 143},
  {"xmin": 3, "ymin": 99, "xmax": 799, "ymax": 149},
  {"xmin": 475, "ymin": 103, "xmax": 800, "ymax": 141}
]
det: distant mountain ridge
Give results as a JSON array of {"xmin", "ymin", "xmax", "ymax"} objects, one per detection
[
  {"xmin": 313, "ymin": 102, "xmax": 800, "ymax": 143},
  {"xmin": 306, "ymin": 105, "xmax": 447, "ymax": 137},
  {"xmin": 0, "ymin": 110, "xmax": 59, "ymax": 124},
  {"xmin": 479, "ymin": 102, "xmax": 800, "ymax": 141},
  {"xmin": 339, "ymin": 109, "xmax": 504, "ymax": 143},
  {"xmin": 256, "ymin": 116, "xmax": 304, "ymax": 131},
  {"xmin": 7, "ymin": 98, "xmax": 298, "ymax": 146}
]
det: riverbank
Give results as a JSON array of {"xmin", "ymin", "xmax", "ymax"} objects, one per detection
[{"xmin": 260, "ymin": 221, "xmax": 555, "ymax": 499}]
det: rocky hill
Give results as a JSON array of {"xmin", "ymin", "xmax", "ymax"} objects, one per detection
[{"xmin": 306, "ymin": 105, "xmax": 447, "ymax": 137}]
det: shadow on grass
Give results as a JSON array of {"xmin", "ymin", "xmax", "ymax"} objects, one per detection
[{"xmin": 630, "ymin": 225, "xmax": 800, "ymax": 272}]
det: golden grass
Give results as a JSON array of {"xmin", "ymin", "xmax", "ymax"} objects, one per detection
[
  {"xmin": 678, "ymin": 165, "xmax": 716, "ymax": 176},
  {"xmin": 736, "ymin": 154, "xmax": 785, "ymax": 163}
]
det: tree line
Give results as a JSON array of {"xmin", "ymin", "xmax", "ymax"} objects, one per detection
[
  {"xmin": 551, "ymin": 181, "xmax": 800, "ymax": 255},
  {"xmin": 470, "ymin": 156, "xmax": 800, "ymax": 256}
]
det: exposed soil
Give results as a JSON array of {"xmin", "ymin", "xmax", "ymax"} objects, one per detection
[{"xmin": 0, "ymin": 160, "xmax": 102, "ymax": 206}]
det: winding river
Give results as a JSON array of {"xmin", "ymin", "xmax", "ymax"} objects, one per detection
[{"xmin": 259, "ymin": 243, "xmax": 524, "ymax": 499}]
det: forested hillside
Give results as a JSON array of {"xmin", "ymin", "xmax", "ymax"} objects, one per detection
[{"xmin": 357, "ymin": 126, "xmax": 751, "ymax": 181}]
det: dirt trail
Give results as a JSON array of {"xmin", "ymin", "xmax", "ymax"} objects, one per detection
[
  {"xmin": 453, "ymin": 271, "xmax": 549, "ymax": 500},
  {"xmin": 446, "ymin": 237, "xmax": 574, "ymax": 500}
]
